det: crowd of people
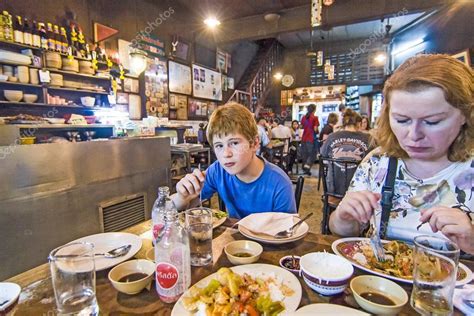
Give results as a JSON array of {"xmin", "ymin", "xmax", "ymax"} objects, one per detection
[{"xmin": 173, "ymin": 54, "xmax": 473, "ymax": 255}]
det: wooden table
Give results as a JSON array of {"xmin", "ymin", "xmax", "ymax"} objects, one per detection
[{"xmin": 7, "ymin": 219, "xmax": 473, "ymax": 315}]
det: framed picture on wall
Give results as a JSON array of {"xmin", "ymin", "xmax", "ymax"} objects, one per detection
[{"xmin": 451, "ymin": 49, "xmax": 471, "ymax": 66}]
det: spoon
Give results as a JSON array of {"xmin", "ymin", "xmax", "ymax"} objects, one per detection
[
  {"xmin": 0, "ymin": 299, "xmax": 9, "ymax": 307},
  {"xmin": 55, "ymin": 244, "xmax": 131, "ymax": 259},
  {"xmin": 274, "ymin": 213, "xmax": 313, "ymax": 239}
]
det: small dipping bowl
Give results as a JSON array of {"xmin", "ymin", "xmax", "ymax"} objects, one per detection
[
  {"xmin": 300, "ymin": 252, "xmax": 353, "ymax": 296},
  {"xmin": 350, "ymin": 275, "xmax": 408, "ymax": 315},
  {"xmin": 279, "ymin": 255, "xmax": 300, "ymax": 274},
  {"xmin": 224, "ymin": 240, "xmax": 263, "ymax": 265},
  {"xmin": 108, "ymin": 259, "xmax": 155, "ymax": 295}
]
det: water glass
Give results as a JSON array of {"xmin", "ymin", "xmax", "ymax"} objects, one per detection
[
  {"xmin": 185, "ymin": 207, "xmax": 213, "ymax": 266},
  {"xmin": 410, "ymin": 235, "xmax": 460, "ymax": 316},
  {"xmin": 49, "ymin": 242, "xmax": 99, "ymax": 316}
]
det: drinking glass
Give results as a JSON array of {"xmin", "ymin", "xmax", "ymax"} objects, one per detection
[
  {"xmin": 49, "ymin": 242, "xmax": 99, "ymax": 316},
  {"xmin": 410, "ymin": 235, "xmax": 460, "ymax": 316},
  {"xmin": 185, "ymin": 207, "xmax": 213, "ymax": 266}
]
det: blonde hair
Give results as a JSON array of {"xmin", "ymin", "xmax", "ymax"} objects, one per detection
[
  {"xmin": 376, "ymin": 54, "xmax": 474, "ymax": 161},
  {"xmin": 206, "ymin": 102, "xmax": 258, "ymax": 147}
]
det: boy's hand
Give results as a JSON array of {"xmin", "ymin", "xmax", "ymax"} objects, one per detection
[{"xmin": 176, "ymin": 169, "xmax": 206, "ymax": 200}]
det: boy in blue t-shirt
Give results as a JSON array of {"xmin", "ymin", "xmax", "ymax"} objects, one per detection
[{"xmin": 172, "ymin": 103, "xmax": 296, "ymax": 219}]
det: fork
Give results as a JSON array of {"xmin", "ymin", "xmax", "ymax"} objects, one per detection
[
  {"xmin": 369, "ymin": 209, "xmax": 385, "ymax": 262},
  {"xmin": 274, "ymin": 213, "xmax": 313, "ymax": 239}
]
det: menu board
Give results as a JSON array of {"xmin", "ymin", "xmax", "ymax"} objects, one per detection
[
  {"xmin": 192, "ymin": 64, "xmax": 222, "ymax": 101},
  {"xmin": 169, "ymin": 61, "xmax": 192, "ymax": 95}
]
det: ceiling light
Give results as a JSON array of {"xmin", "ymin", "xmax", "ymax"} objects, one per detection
[
  {"xmin": 374, "ymin": 53, "xmax": 387, "ymax": 64},
  {"xmin": 129, "ymin": 50, "xmax": 147, "ymax": 75},
  {"xmin": 273, "ymin": 72, "xmax": 283, "ymax": 80},
  {"xmin": 204, "ymin": 17, "xmax": 221, "ymax": 28}
]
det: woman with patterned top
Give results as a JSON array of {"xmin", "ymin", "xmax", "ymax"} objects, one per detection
[{"xmin": 329, "ymin": 54, "xmax": 474, "ymax": 254}]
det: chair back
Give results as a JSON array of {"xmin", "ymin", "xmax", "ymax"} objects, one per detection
[
  {"xmin": 319, "ymin": 157, "xmax": 361, "ymax": 234},
  {"xmin": 294, "ymin": 176, "xmax": 305, "ymax": 213}
]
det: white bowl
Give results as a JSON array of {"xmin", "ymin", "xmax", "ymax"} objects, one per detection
[
  {"xmin": 224, "ymin": 240, "xmax": 263, "ymax": 265},
  {"xmin": 351, "ymin": 275, "xmax": 408, "ymax": 315},
  {"xmin": 23, "ymin": 94, "xmax": 38, "ymax": 103},
  {"xmin": 300, "ymin": 252, "xmax": 353, "ymax": 295},
  {"xmin": 108, "ymin": 259, "xmax": 155, "ymax": 295},
  {"xmin": 0, "ymin": 282, "xmax": 21, "ymax": 313},
  {"xmin": 4, "ymin": 90, "xmax": 23, "ymax": 102},
  {"xmin": 80, "ymin": 96, "xmax": 95, "ymax": 107}
]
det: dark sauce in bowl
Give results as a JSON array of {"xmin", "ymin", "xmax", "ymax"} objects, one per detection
[
  {"xmin": 361, "ymin": 292, "xmax": 396, "ymax": 306},
  {"xmin": 282, "ymin": 257, "xmax": 300, "ymax": 270},
  {"xmin": 118, "ymin": 272, "xmax": 148, "ymax": 283},
  {"xmin": 233, "ymin": 252, "xmax": 252, "ymax": 257}
]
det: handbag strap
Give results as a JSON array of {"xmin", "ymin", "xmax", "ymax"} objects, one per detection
[{"xmin": 379, "ymin": 157, "xmax": 398, "ymax": 239}]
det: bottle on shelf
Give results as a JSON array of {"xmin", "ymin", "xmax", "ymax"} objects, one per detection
[
  {"xmin": 53, "ymin": 25, "xmax": 61, "ymax": 52},
  {"xmin": 69, "ymin": 23, "xmax": 78, "ymax": 57},
  {"xmin": 0, "ymin": 11, "xmax": 4, "ymax": 41},
  {"xmin": 153, "ymin": 186, "xmax": 191, "ymax": 303},
  {"xmin": 46, "ymin": 23, "xmax": 55, "ymax": 51},
  {"xmin": 32, "ymin": 21, "xmax": 41, "ymax": 47},
  {"xmin": 38, "ymin": 22, "xmax": 48, "ymax": 50},
  {"xmin": 77, "ymin": 26, "xmax": 86, "ymax": 58},
  {"xmin": 60, "ymin": 27, "xmax": 68, "ymax": 54},
  {"xmin": 23, "ymin": 18, "xmax": 32, "ymax": 46},
  {"xmin": 13, "ymin": 15, "xmax": 24, "ymax": 44},
  {"xmin": 2, "ymin": 11, "xmax": 13, "ymax": 42}
]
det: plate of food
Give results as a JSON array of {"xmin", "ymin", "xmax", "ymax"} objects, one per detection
[
  {"xmin": 172, "ymin": 264, "xmax": 302, "ymax": 316},
  {"xmin": 332, "ymin": 237, "xmax": 473, "ymax": 286}
]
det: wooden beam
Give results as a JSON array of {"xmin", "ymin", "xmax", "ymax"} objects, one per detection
[{"xmin": 214, "ymin": 0, "xmax": 456, "ymax": 43}]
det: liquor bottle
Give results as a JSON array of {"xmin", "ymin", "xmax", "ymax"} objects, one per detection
[
  {"xmin": 32, "ymin": 21, "xmax": 41, "ymax": 47},
  {"xmin": 46, "ymin": 23, "xmax": 55, "ymax": 51},
  {"xmin": 60, "ymin": 27, "xmax": 68, "ymax": 54},
  {"xmin": 3, "ymin": 12, "xmax": 13, "ymax": 42},
  {"xmin": 23, "ymin": 18, "xmax": 32, "ymax": 46},
  {"xmin": 53, "ymin": 25, "xmax": 61, "ymax": 52},
  {"xmin": 77, "ymin": 27, "xmax": 86, "ymax": 57},
  {"xmin": 38, "ymin": 23, "xmax": 48, "ymax": 50},
  {"xmin": 69, "ymin": 23, "xmax": 78, "ymax": 56},
  {"xmin": 0, "ymin": 11, "xmax": 4, "ymax": 41},
  {"xmin": 13, "ymin": 15, "xmax": 24, "ymax": 44},
  {"xmin": 154, "ymin": 188, "xmax": 191, "ymax": 303}
]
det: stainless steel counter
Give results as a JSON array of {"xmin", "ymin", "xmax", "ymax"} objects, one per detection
[{"xmin": 0, "ymin": 137, "xmax": 170, "ymax": 279}]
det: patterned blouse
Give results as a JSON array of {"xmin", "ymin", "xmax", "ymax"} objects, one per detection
[{"xmin": 349, "ymin": 151, "xmax": 474, "ymax": 243}]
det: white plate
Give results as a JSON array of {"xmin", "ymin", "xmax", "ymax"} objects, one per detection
[
  {"xmin": 0, "ymin": 282, "xmax": 21, "ymax": 312},
  {"xmin": 171, "ymin": 263, "xmax": 302, "ymax": 316},
  {"xmin": 69, "ymin": 232, "xmax": 142, "ymax": 271},
  {"xmin": 295, "ymin": 303, "xmax": 369, "ymax": 315},
  {"xmin": 332, "ymin": 237, "xmax": 473, "ymax": 286},
  {"xmin": 238, "ymin": 220, "xmax": 309, "ymax": 244}
]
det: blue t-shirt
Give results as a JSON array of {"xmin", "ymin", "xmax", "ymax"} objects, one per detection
[{"xmin": 201, "ymin": 158, "xmax": 297, "ymax": 219}]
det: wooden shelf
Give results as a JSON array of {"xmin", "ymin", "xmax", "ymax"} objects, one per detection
[
  {"xmin": 48, "ymin": 86, "xmax": 109, "ymax": 95},
  {"xmin": 0, "ymin": 81, "xmax": 43, "ymax": 88},
  {"xmin": 0, "ymin": 101, "xmax": 94, "ymax": 109},
  {"xmin": 0, "ymin": 60, "xmax": 41, "ymax": 69},
  {"xmin": 0, "ymin": 40, "xmax": 42, "ymax": 50},
  {"xmin": 46, "ymin": 68, "xmax": 110, "ymax": 81}
]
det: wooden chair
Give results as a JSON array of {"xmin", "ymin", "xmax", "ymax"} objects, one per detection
[{"xmin": 319, "ymin": 157, "xmax": 361, "ymax": 234}]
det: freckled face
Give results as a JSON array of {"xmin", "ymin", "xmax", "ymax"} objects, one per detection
[
  {"xmin": 212, "ymin": 133, "xmax": 258, "ymax": 175},
  {"xmin": 389, "ymin": 87, "xmax": 466, "ymax": 162}
]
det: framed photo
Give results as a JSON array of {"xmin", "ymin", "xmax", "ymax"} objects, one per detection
[{"xmin": 451, "ymin": 50, "xmax": 471, "ymax": 66}]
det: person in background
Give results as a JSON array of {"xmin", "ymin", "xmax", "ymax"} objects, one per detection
[
  {"xmin": 320, "ymin": 108, "xmax": 372, "ymax": 196},
  {"xmin": 256, "ymin": 117, "xmax": 271, "ymax": 155},
  {"xmin": 300, "ymin": 104, "xmax": 320, "ymax": 175},
  {"xmin": 271, "ymin": 118, "xmax": 292, "ymax": 140},
  {"xmin": 319, "ymin": 112, "xmax": 339, "ymax": 142},
  {"xmin": 172, "ymin": 102, "xmax": 296, "ymax": 219},
  {"xmin": 288, "ymin": 120, "xmax": 302, "ymax": 174},
  {"xmin": 329, "ymin": 54, "xmax": 473, "ymax": 254},
  {"xmin": 334, "ymin": 103, "xmax": 346, "ymax": 130},
  {"xmin": 360, "ymin": 115, "xmax": 371, "ymax": 132}
]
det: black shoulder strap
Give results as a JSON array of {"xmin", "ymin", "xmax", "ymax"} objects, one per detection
[{"xmin": 379, "ymin": 157, "xmax": 398, "ymax": 239}]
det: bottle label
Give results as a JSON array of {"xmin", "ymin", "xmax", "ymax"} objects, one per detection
[
  {"xmin": 156, "ymin": 262, "xmax": 179, "ymax": 290},
  {"xmin": 152, "ymin": 223, "xmax": 164, "ymax": 241}
]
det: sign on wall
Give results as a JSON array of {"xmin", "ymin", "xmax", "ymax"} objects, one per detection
[
  {"xmin": 192, "ymin": 64, "xmax": 222, "ymax": 101},
  {"xmin": 169, "ymin": 61, "xmax": 192, "ymax": 95}
]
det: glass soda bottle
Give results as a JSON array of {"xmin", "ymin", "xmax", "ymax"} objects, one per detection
[
  {"xmin": 151, "ymin": 186, "xmax": 169, "ymax": 243},
  {"xmin": 154, "ymin": 191, "xmax": 191, "ymax": 303}
]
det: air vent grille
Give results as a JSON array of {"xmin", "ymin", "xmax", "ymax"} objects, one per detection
[{"xmin": 99, "ymin": 193, "xmax": 147, "ymax": 232}]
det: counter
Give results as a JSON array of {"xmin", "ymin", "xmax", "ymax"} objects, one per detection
[{"xmin": 0, "ymin": 137, "xmax": 170, "ymax": 280}]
